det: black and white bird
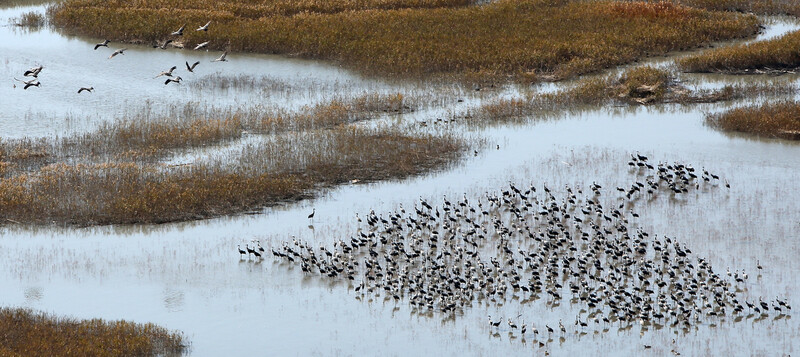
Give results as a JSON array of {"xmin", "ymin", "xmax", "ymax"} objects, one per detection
[
  {"xmin": 170, "ymin": 24, "xmax": 186, "ymax": 36},
  {"xmin": 196, "ymin": 21, "xmax": 211, "ymax": 31},
  {"xmin": 23, "ymin": 65, "xmax": 43, "ymax": 77},
  {"xmin": 94, "ymin": 39, "xmax": 110, "ymax": 50},
  {"xmin": 212, "ymin": 51, "xmax": 228, "ymax": 62},
  {"xmin": 153, "ymin": 39, "xmax": 173, "ymax": 49},
  {"xmin": 77, "ymin": 87, "xmax": 94, "ymax": 93},
  {"xmin": 193, "ymin": 41, "xmax": 209, "ymax": 50},
  {"xmin": 108, "ymin": 48, "xmax": 127, "ymax": 59},
  {"xmin": 164, "ymin": 76, "xmax": 182, "ymax": 85},
  {"xmin": 23, "ymin": 80, "xmax": 40, "ymax": 90},
  {"xmin": 185, "ymin": 60, "xmax": 200, "ymax": 72},
  {"xmin": 154, "ymin": 66, "xmax": 177, "ymax": 78}
]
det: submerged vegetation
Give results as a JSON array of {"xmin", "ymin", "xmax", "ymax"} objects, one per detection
[
  {"xmin": 9, "ymin": 11, "xmax": 45, "ymax": 27},
  {"xmin": 678, "ymin": 29, "xmax": 800, "ymax": 73},
  {"xmin": 50, "ymin": 0, "xmax": 759, "ymax": 80},
  {"xmin": 0, "ymin": 307, "xmax": 186, "ymax": 356},
  {"xmin": 707, "ymin": 100, "xmax": 800, "ymax": 139}
]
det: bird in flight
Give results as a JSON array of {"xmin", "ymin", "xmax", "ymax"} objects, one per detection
[
  {"xmin": 94, "ymin": 39, "xmax": 110, "ymax": 50},
  {"xmin": 78, "ymin": 87, "xmax": 94, "ymax": 94},
  {"xmin": 196, "ymin": 21, "xmax": 211, "ymax": 31},
  {"xmin": 23, "ymin": 65, "xmax": 43, "ymax": 77},
  {"xmin": 154, "ymin": 66, "xmax": 177, "ymax": 78},
  {"xmin": 212, "ymin": 51, "xmax": 228, "ymax": 62},
  {"xmin": 186, "ymin": 61, "xmax": 200, "ymax": 72},
  {"xmin": 108, "ymin": 48, "xmax": 127, "ymax": 59},
  {"xmin": 193, "ymin": 41, "xmax": 209, "ymax": 50},
  {"xmin": 171, "ymin": 24, "xmax": 186, "ymax": 36},
  {"xmin": 153, "ymin": 39, "xmax": 173, "ymax": 50},
  {"xmin": 164, "ymin": 76, "xmax": 182, "ymax": 85},
  {"xmin": 23, "ymin": 80, "xmax": 40, "ymax": 90}
]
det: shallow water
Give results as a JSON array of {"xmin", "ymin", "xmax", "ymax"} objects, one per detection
[{"xmin": 1, "ymin": 3, "xmax": 799, "ymax": 357}]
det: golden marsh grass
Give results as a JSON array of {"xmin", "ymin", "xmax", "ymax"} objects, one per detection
[
  {"xmin": 0, "ymin": 307, "xmax": 186, "ymax": 356},
  {"xmin": 0, "ymin": 126, "xmax": 462, "ymax": 225},
  {"xmin": 678, "ymin": 29, "xmax": 800, "ymax": 73},
  {"xmin": 50, "ymin": 0, "xmax": 759, "ymax": 80},
  {"xmin": 707, "ymin": 100, "xmax": 800, "ymax": 139},
  {"xmin": 471, "ymin": 65, "xmax": 797, "ymax": 125}
]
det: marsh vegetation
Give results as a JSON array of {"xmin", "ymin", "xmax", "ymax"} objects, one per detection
[
  {"xmin": 2, "ymin": 0, "xmax": 800, "ymax": 355},
  {"xmin": 707, "ymin": 100, "xmax": 800, "ymax": 139},
  {"xmin": 50, "ymin": 0, "xmax": 760, "ymax": 81},
  {"xmin": 0, "ymin": 307, "xmax": 186, "ymax": 356}
]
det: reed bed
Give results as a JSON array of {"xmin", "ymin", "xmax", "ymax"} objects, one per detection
[
  {"xmin": 0, "ymin": 126, "xmax": 462, "ymax": 225},
  {"xmin": 707, "ymin": 100, "xmax": 800, "ymax": 139},
  {"xmin": 677, "ymin": 29, "xmax": 800, "ymax": 73},
  {"xmin": 0, "ymin": 93, "xmax": 412, "ymax": 172},
  {"xmin": 470, "ymin": 65, "xmax": 797, "ymax": 125},
  {"xmin": 50, "ymin": 0, "xmax": 759, "ymax": 80},
  {"xmin": 9, "ymin": 11, "xmax": 45, "ymax": 27},
  {"xmin": 0, "ymin": 307, "xmax": 186, "ymax": 356},
  {"xmin": 669, "ymin": 0, "xmax": 800, "ymax": 17}
]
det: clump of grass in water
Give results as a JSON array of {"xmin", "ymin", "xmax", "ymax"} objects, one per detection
[
  {"xmin": 707, "ymin": 100, "xmax": 800, "ymax": 139},
  {"xmin": 49, "ymin": 0, "xmax": 759, "ymax": 81},
  {"xmin": 677, "ymin": 29, "xmax": 800, "ymax": 74},
  {"xmin": 0, "ymin": 307, "xmax": 187, "ymax": 356},
  {"xmin": 468, "ymin": 65, "xmax": 797, "ymax": 125},
  {"xmin": 10, "ymin": 11, "xmax": 45, "ymax": 27}
]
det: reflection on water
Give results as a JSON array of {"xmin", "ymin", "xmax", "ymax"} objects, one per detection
[{"xmin": 0, "ymin": 3, "xmax": 799, "ymax": 357}]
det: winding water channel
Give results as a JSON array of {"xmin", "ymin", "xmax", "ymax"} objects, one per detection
[{"xmin": 1, "ymin": 2, "xmax": 799, "ymax": 356}]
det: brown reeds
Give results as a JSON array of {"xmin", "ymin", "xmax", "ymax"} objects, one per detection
[
  {"xmin": 667, "ymin": 0, "xmax": 800, "ymax": 17},
  {"xmin": 707, "ymin": 100, "xmax": 800, "ymax": 139},
  {"xmin": 0, "ymin": 307, "xmax": 186, "ymax": 357},
  {"xmin": 9, "ymin": 11, "xmax": 45, "ymax": 27},
  {"xmin": 0, "ymin": 126, "xmax": 461, "ymax": 225},
  {"xmin": 49, "ymin": 0, "xmax": 759, "ymax": 81},
  {"xmin": 677, "ymin": 29, "xmax": 800, "ymax": 73},
  {"xmin": 0, "ymin": 94, "xmax": 460, "ymax": 225},
  {"xmin": 469, "ymin": 65, "xmax": 797, "ymax": 125}
]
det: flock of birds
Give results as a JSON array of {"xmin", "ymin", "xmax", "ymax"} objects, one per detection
[
  {"xmin": 15, "ymin": 20, "xmax": 228, "ymax": 91},
  {"xmin": 252, "ymin": 154, "xmax": 791, "ymax": 350}
]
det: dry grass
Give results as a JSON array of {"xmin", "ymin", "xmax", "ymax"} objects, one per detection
[
  {"xmin": 470, "ymin": 65, "xmax": 797, "ymax": 125},
  {"xmin": 0, "ymin": 91, "xmax": 461, "ymax": 225},
  {"xmin": 677, "ymin": 29, "xmax": 800, "ymax": 73},
  {"xmin": 49, "ymin": 0, "xmax": 759, "ymax": 81},
  {"xmin": 0, "ymin": 93, "xmax": 412, "ymax": 172},
  {"xmin": 666, "ymin": 0, "xmax": 800, "ymax": 17},
  {"xmin": 707, "ymin": 100, "xmax": 800, "ymax": 139},
  {"xmin": 0, "ymin": 127, "xmax": 461, "ymax": 225},
  {"xmin": 0, "ymin": 307, "xmax": 186, "ymax": 357},
  {"xmin": 9, "ymin": 11, "xmax": 45, "ymax": 27}
]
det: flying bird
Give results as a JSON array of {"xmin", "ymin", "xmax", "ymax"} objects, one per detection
[
  {"xmin": 196, "ymin": 21, "xmax": 211, "ymax": 31},
  {"xmin": 23, "ymin": 65, "xmax": 43, "ymax": 77},
  {"xmin": 153, "ymin": 39, "xmax": 173, "ymax": 49},
  {"xmin": 154, "ymin": 66, "xmax": 177, "ymax": 78},
  {"xmin": 185, "ymin": 60, "xmax": 200, "ymax": 72},
  {"xmin": 94, "ymin": 39, "xmax": 110, "ymax": 50},
  {"xmin": 193, "ymin": 41, "xmax": 209, "ymax": 50},
  {"xmin": 170, "ymin": 24, "xmax": 186, "ymax": 36},
  {"xmin": 212, "ymin": 51, "xmax": 228, "ymax": 62},
  {"xmin": 78, "ymin": 87, "xmax": 94, "ymax": 93},
  {"xmin": 164, "ymin": 76, "xmax": 182, "ymax": 85},
  {"xmin": 108, "ymin": 48, "xmax": 127, "ymax": 59},
  {"xmin": 23, "ymin": 80, "xmax": 40, "ymax": 90}
]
